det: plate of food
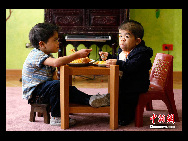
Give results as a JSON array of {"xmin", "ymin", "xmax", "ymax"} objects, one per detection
[
  {"xmin": 68, "ymin": 57, "xmax": 94, "ymax": 67},
  {"xmin": 94, "ymin": 61, "xmax": 107, "ymax": 67}
]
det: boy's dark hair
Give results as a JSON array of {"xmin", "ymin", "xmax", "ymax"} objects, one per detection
[
  {"xmin": 118, "ymin": 20, "xmax": 144, "ymax": 39},
  {"xmin": 29, "ymin": 23, "xmax": 59, "ymax": 49}
]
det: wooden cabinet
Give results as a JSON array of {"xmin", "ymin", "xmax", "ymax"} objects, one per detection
[
  {"xmin": 45, "ymin": 9, "xmax": 129, "ymax": 54},
  {"xmin": 45, "ymin": 9, "xmax": 129, "ymax": 35},
  {"xmin": 45, "ymin": 9, "xmax": 129, "ymax": 78}
]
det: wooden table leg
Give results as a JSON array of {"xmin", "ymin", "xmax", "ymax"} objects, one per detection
[
  {"xmin": 108, "ymin": 75, "xmax": 110, "ymax": 94},
  {"xmin": 110, "ymin": 65, "xmax": 119, "ymax": 130},
  {"xmin": 60, "ymin": 65, "xmax": 69, "ymax": 129}
]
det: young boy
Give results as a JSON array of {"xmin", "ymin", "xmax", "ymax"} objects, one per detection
[
  {"xmin": 22, "ymin": 23, "xmax": 110, "ymax": 126},
  {"xmin": 100, "ymin": 20, "xmax": 153, "ymax": 126}
]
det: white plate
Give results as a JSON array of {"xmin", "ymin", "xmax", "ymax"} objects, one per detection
[
  {"xmin": 97, "ymin": 64, "xmax": 107, "ymax": 67},
  {"xmin": 89, "ymin": 59, "xmax": 95, "ymax": 63},
  {"xmin": 68, "ymin": 59, "xmax": 95, "ymax": 67}
]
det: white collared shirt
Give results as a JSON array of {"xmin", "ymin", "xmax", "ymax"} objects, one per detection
[
  {"xmin": 119, "ymin": 51, "xmax": 128, "ymax": 61},
  {"xmin": 118, "ymin": 51, "xmax": 131, "ymax": 78}
]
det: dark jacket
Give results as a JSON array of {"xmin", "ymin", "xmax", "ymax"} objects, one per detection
[{"xmin": 108, "ymin": 40, "xmax": 153, "ymax": 94}]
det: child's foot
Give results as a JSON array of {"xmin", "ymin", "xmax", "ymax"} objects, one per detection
[
  {"xmin": 89, "ymin": 93, "xmax": 110, "ymax": 108},
  {"xmin": 50, "ymin": 117, "xmax": 76, "ymax": 126}
]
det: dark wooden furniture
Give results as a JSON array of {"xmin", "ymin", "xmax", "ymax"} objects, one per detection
[
  {"xmin": 45, "ymin": 9, "xmax": 129, "ymax": 78},
  {"xmin": 29, "ymin": 103, "xmax": 50, "ymax": 124},
  {"xmin": 45, "ymin": 9, "xmax": 129, "ymax": 56},
  {"xmin": 29, "ymin": 95, "xmax": 50, "ymax": 124}
]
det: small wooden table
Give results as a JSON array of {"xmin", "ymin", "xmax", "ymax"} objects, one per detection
[{"xmin": 60, "ymin": 65, "xmax": 119, "ymax": 130}]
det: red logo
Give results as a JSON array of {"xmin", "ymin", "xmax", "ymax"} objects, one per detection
[
  {"xmin": 149, "ymin": 113, "xmax": 175, "ymax": 129},
  {"xmin": 167, "ymin": 114, "xmax": 175, "ymax": 124},
  {"xmin": 150, "ymin": 113, "xmax": 157, "ymax": 124}
]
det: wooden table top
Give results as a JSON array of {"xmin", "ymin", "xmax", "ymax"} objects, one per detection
[{"xmin": 61, "ymin": 65, "xmax": 110, "ymax": 75}]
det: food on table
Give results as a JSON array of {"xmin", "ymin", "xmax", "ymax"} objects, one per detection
[
  {"xmin": 69, "ymin": 49, "xmax": 91, "ymax": 63},
  {"xmin": 94, "ymin": 61, "xmax": 106, "ymax": 64},
  {"xmin": 70, "ymin": 57, "xmax": 91, "ymax": 64}
]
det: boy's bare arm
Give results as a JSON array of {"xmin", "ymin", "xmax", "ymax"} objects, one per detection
[
  {"xmin": 43, "ymin": 49, "xmax": 92, "ymax": 67},
  {"xmin": 43, "ymin": 55, "xmax": 78, "ymax": 67}
]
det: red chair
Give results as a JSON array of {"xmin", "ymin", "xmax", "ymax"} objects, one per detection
[{"xmin": 135, "ymin": 53, "xmax": 180, "ymax": 127}]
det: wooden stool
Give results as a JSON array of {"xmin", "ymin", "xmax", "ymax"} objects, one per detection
[{"xmin": 29, "ymin": 103, "xmax": 50, "ymax": 124}]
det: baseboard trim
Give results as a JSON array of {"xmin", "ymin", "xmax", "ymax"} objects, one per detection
[
  {"xmin": 173, "ymin": 71, "xmax": 182, "ymax": 81},
  {"xmin": 6, "ymin": 69, "xmax": 182, "ymax": 82},
  {"xmin": 6, "ymin": 69, "xmax": 22, "ymax": 80},
  {"xmin": 6, "ymin": 69, "xmax": 22, "ymax": 76}
]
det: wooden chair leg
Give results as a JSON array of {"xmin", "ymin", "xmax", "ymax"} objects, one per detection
[
  {"xmin": 43, "ymin": 109, "xmax": 50, "ymax": 124},
  {"xmin": 29, "ymin": 106, "xmax": 36, "ymax": 122}
]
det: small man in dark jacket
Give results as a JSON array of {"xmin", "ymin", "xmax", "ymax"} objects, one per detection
[{"xmin": 100, "ymin": 20, "xmax": 153, "ymax": 126}]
